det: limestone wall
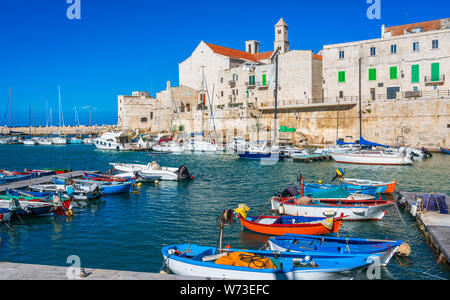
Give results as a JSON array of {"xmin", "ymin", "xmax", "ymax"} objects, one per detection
[{"xmin": 259, "ymin": 98, "xmax": 449, "ymax": 150}]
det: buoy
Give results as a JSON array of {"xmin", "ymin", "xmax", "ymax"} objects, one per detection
[
  {"xmin": 318, "ymin": 180, "xmax": 322, "ymax": 184},
  {"xmin": 397, "ymin": 242, "xmax": 411, "ymax": 257},
  {"xmin": 411, "ymin": 203, "xmax": 417, "ymax": 217},
  {"xmin": 159, "ymin": 270, "xmax": 168, "ymax": 275},
  {"xmin": 137, "ymin": 183, "xmax": 142, "ymax": 188},
  {"xmin": 155, "ymin": 180, "xmax": 159, "ymax": 185}
]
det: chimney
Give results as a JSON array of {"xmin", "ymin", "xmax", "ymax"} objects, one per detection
[{"xmin": 381, "ymin": 24, "xmax": 386, "ymax": 38}]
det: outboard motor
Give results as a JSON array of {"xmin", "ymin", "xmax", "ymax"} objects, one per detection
[
  {"xmin": 176, "ymin": 165, "xmax": 192, "ymax": 180},
  {"xmin": 410, "ymin": 151, "xmax": 420, "ymax": 161},
  {"xmin": 421, "ymin": 147, "xmax": 433, "ymax": 158}
]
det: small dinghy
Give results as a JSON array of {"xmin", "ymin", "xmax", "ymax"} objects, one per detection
[
  {"xmin": 161, "ymin": 244, "xmax": 376, "ymax": 280},
  {"xmin": 27, "ymin": 183, "xmax": 100, "ymax": 201},
  {"xmin": 234, "ymin": 205, "xmax": 344, "ymax": 236},
  {"xmin": 268, "ymin": 235, "xmax": 403, "ymax": 266},
  {"xmin": 304, "ymin": 183, "xmax": 379, "ymax": 196}
]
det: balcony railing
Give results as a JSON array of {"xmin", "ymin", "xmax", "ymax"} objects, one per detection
[
  {"xmin": 424, "ymin": 75, "xmax": 445, "ymax": 83},
  {"xmin": 256, "ymin": 81, "xmax": 268, "ymax": 89},
  {"xmin": 245, "ymin": 81, "xmax": 256, "ymax": 88}
]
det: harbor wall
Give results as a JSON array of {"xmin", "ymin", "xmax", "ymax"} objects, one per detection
[{"xmin": 257, "ymin": 98, "xmax": 449, "ymax": 150}]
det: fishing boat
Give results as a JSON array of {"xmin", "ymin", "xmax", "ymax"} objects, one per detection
[
  {"xmin": 68, "ymin": 137, "xmax": 83, "ymax": 144},
  {"xmin": 340, "ymin": 178, "xmax": 397, "ymax": 194},
  {"xmin": 441, "ymin": 147, "xmax": 450, "ymax": 154},
  {"xmin": 270, "ymin": 195, "xmax": 394, "ymax": 221},
  {"xmin": 27, "ymin": 183, "xmax": 100, "ymax": 201},
  {"xmin": 331, "ymin": 150, "xmax": 413, "ymax": 165},
  {"xmin": 234, "ymin": 206, "xmax": 344, "ymax": 236},
  {"xmin": 267, "ymin": 235, "xmax": 403, "ymax": 266},
  {"xmin": 52, "ymin": 177, "xmax": 133, "ymax": 195},
  {"xmin": 161, "ymin": 244, "xmax": 375, "ymax": 280},
  {"xmin": 0, "ymin": 196, "xmax": 57, "ymax": 217},
  {"xmin": 110, "ymin": 162, "xmax": 193, "ymax": 181}
]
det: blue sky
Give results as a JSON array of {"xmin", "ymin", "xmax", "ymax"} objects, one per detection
[{"xmin": 0, "ymin": 0, "xmax": 447, "ymax": 126}]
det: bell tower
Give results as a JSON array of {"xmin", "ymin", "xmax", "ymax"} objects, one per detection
[{"xmin": 274, "ymin": 18, "xmax": 289, "ymax": 53}]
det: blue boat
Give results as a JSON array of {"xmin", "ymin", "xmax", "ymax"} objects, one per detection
[
  {"xmin": 441, "ymin": 147, "xmax": 450, "ymax": 154},
  {"xmin": 238, "ymin": 151, "xmax": 279, "ymax": 160},
  {"xmin": 268, "ymin": 234, "xmax": 403, "ymax": 266},
  {"xmin": 304, "ymin": 183, "xmax": 379, "ymax": 196},
  {"xmin": 0, "ymin": 173, "xmax": 35, "ymax": 184},
  {"xmin": 161, "ymin": 244, "xmax": 377, "ymax": 280}
]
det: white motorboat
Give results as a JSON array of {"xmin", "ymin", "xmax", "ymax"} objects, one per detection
[
  {"xmin": 94, "ymin": 131, "xmax": 131, "ymax": 151},
  {"xmin": 23, "ymin": 139, "xmax": 37, "ymax": 145},
  {"xmin": 185, "ymin": 140, "xmax": 224, "ymax": 153},
  {"xmin": 36, "ymin": 138, "xmax": 53, "ymax": 145},
  {"xmin": 82, "ymin": 138, "xmax": 94, "ymax": 144},
  {"xmin": 110, "ymin": 162, "xmax": 192, "ymax": 181},
  {"xmin": 331, "ymin": 150, "xmax": 413, "ymax": 165},
  {"xmin": 51, "ymin": 136, "xmax": 67, "ymax": 145}
]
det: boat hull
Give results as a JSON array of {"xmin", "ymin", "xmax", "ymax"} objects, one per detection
[
  {"xmin": 441, "ymin": 147, "xmax": 450, "ymax": 154},
  {"xmin": 331, "ymin": 153, "xmax": 413, "ymax": 165},
  {"xmin": 238, "ymin": 215, "xmax": 342, "ymax": 236},
  {"xmin": 270, "ymin": 197, "xmax": 393, "ymax": 221},
  {"xmin": 340, "ymin": 178, "xmax": 396, "ymax": 194}
]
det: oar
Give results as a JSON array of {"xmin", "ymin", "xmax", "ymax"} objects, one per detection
[{"xmin": 11, "ymin": 189, "xmax": 35, "ymax": 198}]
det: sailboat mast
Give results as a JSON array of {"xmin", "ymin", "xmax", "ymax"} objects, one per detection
[
  {"xmin": 273, "ymin": 54, "xmax": 279, "ymax": 148},
  {"xmin": 34, "ymin": 104, "xmax": 36, "ymax": 136},
  {"xmin": 9, "ymin": 85, "xmax": 12, "ymax": 132},
  {"xmin": 358, "ymin": 57, "xmax": 362, "ymax": 150}
]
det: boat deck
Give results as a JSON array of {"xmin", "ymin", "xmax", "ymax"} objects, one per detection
[
  {"xmin": 398, "ymin": 192, "xmax": 450, "ymax": 264},
  {"xmin": 0, "ymin": 171, "xmax": 99, "ymax": 193}
]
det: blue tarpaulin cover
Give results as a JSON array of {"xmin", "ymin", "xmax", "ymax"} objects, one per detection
[
  {"xmin": 336, "ymin": 137, "xmax": 390, "ymax": 148},
  {"xmin": 422, "ymin": 194, "xmax": 448, "ymax": 214}
]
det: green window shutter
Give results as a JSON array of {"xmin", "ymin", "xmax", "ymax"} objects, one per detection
[
  {"xmin": 390, "ymin": 67, "xmax": 397, "ymax": 80},
  {"xmin": 246, "ymin": 90, "xmax": 249, "ymax": 98},
  {"xmin": 431, "ymin": 63, "xmax": 440, "ymax": 81},
  {"xmin": 262, "ymin": 74, "xmax": 267, "ymax": 86},
  {"xmin": 411, "ymin": 65, "xmax": 419, "ymax": 83},
  {"xmin": 338, "ymin": 71, "xmax": 345, "ymax": 83},
  {"xmin": 369, "ymin": 68, "xmax": 377, "ymax": 81}
]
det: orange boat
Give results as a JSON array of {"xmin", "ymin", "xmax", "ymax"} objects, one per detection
[{"xmin": 236, "ymin": 214, "xmax": 344, "ymax": 236}]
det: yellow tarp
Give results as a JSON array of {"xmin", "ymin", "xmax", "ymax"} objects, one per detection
[{"xmin": 215, "ymin": 252, "xmax": 277, "ymax": 269}]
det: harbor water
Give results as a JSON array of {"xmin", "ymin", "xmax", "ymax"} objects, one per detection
[{"xmin": 0, "ymin": 144, "xmax": 449, "ymax": 280}]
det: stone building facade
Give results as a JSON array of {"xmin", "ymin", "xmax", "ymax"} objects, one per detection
[{"xmin": 322, "ymin": 18, "xmax": 450, "ymax": 102}]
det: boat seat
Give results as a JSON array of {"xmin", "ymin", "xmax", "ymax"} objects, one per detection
[{"xmin": 257, "ymin": 218, "xmax": 277, "ymax": 225}]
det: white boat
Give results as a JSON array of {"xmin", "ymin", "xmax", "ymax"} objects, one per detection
[
  {"xmin": 331, "ymin": 150, "xmax": 413, "ymax": 165},
  {"xmin": 94, "ymin": 131, "xmax": 131, "ymax": 151},
  {"xmin": 270, "ymin": 196, "xmax": 394, "ymax": 221},
  {"xmin": 23, "ymin": 139, "xmax": 37, "ymax": 145},
  {"xmin": 37, "ymin": 138, "xmax": 53, "ymax": 145},
  {"xmin": 185, "ymin": 140, "xmax": 224, "ymax": 153},
  {"xmin": 82, "ymin": 138, "xmax": 94, "ymax": 144},
  {"xmin": 51, "ymin": 136, "xmax": 67, "ymax": 145},
  {"xmin": 112, "ymin": 171, "xmax": 162, "ymax": 183},
  {"xmin": 110, "ymin": 162, "xmax": 192, "ymax": 181}
]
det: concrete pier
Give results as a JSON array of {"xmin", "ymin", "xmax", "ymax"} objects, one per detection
[
  {"xmin": 0, "ymin": 171, "xmax": 98, "ymax": 193},
  {"xmin": 0, "ymin": 262, "xmax": 204, "ymax": 280},
  {"xmin": 398, "ymin": 192, "xmax": 450, "ymax": 265}
]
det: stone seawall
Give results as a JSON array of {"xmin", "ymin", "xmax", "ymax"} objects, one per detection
[{"xmin": 258, "ymin": 98, "xmax": 449, "ymax": 150}]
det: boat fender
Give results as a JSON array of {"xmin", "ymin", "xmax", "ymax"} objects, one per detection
[
  {"xmin": 278, "ymin": 205, "xmax": 285, "ymax": 215},
  {"xmin": 397, "ymin": 243, "xmax": 411, "ymax": 257},
  {"xmin": 352, "ymin": 209, "xmax": 366, "ymax": 216},
  {"xmin": 411, "ymin": 203, "xmax": 417, "ymax": 217},
  {"xmin": 323, "ymin": 211, "xmax": 337, "ymax": 218}
]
